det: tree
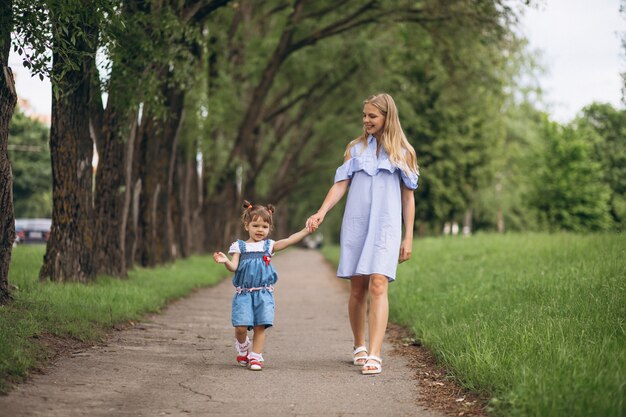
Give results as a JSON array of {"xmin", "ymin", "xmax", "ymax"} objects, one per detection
[
  {"xmin": 198, "ymin": 0, "xmax": 512, "ymax": 247},
  {"xmin": 528, "ymin": 118, "xmax": 612, "ymax": 232},
  {"xmin": 37, "ymin": 1, "xmax": 100, "ymax": 282},
  {"xmin": 0, "ymin": 0, "xmax": 17, "ymax": 304},
  {"xmin": 392, "ymin": 0, "xmax": 517, "ymax": 234},
  {"xmin": 473, "ymin": 101, "xmax": 545, "ymax": 232},
  {"xmin": 198, "ymin": 1, "xmax": 366, "ymax": 246},
  {"xmin": 576, "ymin": 103, "xmax": 626, "ymax": 230},
  {"xmin": 130, "ymin": 0, "xmax": 228, "ymax": 267}
]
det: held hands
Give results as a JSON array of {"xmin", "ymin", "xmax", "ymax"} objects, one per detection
[
  {"xmin": 306, "ymin": 213, "xmax": 324, "ymax": 232},
  {"xmin": 399, "ymin": 239, "xmax": 412, "ymax": 263},
  {"xmin": 213, "ymin": 252, "xmax": 228, "ymax": 264}
]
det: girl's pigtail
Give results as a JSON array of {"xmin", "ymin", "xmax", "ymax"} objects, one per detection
[
  {"xmin": 241, "ymin": 200, "xmax": 253, "ymax": 224},
  {"xmin": 266, "ymin": 204, "xmax": 275, "ymax": 215}
]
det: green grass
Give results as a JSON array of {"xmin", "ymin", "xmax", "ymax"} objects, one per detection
[
  {"xmin": 322, "ymin": 233, "xmax": 626, "ymax": 417},
  {"xmin": 0, "ymin": 245, "xmax": 227, "ymax": 393}
]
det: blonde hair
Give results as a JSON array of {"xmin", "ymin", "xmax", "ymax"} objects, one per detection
[{"xmin": 345, "ymin": 93, "xmax": 419, "ymax": 175}]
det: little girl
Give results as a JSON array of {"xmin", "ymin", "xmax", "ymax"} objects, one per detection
[{"xmin": 213, "ymin": 200, "xmax": 310, "ymax": 371}]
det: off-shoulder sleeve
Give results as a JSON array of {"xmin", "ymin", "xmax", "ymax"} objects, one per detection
[
  {"xmin": 400, "ymin": 170, "xmax": 419, "ymax": 190},
  {"xmin": 333, "ymin": 144, "xmax": 357, "ymax": 183},
  {"xmin": 228, "ymin": 241, "xmax": 240, "ymax": 254},
  {"xmin": 334, "ymin": 158, "xmax": 355, "ymax": 183}
]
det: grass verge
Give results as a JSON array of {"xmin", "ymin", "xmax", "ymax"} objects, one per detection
[
  {"xmin": 0, "ymin": 245, "xmax": 226, "ymax": 393},
  {"xmin": 322, "ymin": 233, "xmax": 625, "ymax": 417}
]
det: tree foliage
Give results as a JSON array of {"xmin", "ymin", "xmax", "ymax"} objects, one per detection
[
  {"xmin": 575, "ymin": 103, "xmax": 626, "ymax": 229},
  {"xmin": 7, "ymin": 0, "xmax": 623, "ymax": 286},
  {"xmin": 8, "ymin": 108, "xmax": 51, "ymax": 218},
  {"xmin": 528, "ymin": 118, "xmax": 612, "ymax": 232}
]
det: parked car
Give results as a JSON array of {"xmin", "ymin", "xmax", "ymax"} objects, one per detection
[{"xmin": 15, "ymin": 218, "xmax": 51, "ymax": 244}]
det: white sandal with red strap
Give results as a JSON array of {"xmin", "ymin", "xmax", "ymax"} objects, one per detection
[
  {"xmin": 353, "ymin": 346, "xmax": 368, "ymax": 366},
  {"xmin": 234, "ymin": 338, "xmax": 250, "ymax": 367},
  {"xmin": 361, "ymin": 355, "xmax": 382, "ymax": 375},
  {"xmin": 249, "ymin": 352, "xmax": 264, "ymax": 371}
]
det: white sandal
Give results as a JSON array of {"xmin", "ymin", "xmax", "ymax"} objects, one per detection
[
  {"xmin": 352, "ymin": 346, "xmax": 368, "ymax": 366},
  {"xmin": 249, "ymin": 352, "xmax": 264, "ymax": 371},
  {"xmin": 361, "ymin": 355, "xmax": 382, "ymax": 375}
]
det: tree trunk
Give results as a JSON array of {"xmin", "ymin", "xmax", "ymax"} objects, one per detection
[
  {"xmin": 189, "ymin": 151, "xmax": 203, "ymax": 253},
  {"xmin": 125, "ymin": 109, "xmax": 144, "ymax": 270},
  {"xmin": 93, "ymin": 100, "xmax": 137, "ymax": 277},
  {"xmin": 495, "ymin": 179, "xmax": 504, "ymax": 233},
  {"xmin": 170, "ymin": 148, "xmax": 183, "ymax": 259},
  {"xmin": 463, "ymin": 208, "xmax": 473, "ymax": 236},
  {"xmin": 201, "ymin": 177, "xmax": 239, "ymax": 252},
  {"xmin": 126, "ymin": 177, "xmax": 141, "ymax": 269},
  {"xmin": 171, "ymin": 145, "xmax": 196, "ymax": 258},
  {"xmin": 40, "ymin": 29, "xmax": 96, "ymax": 283},
  {"xmin": 0, "ymin": 1, "xmax": 16, "ymax": 303},
  {"xmin": 417, "ymin": 222, "xmax": 427, "ymax": 237},
  {"xmin": 135, "ymin": 85, "xmax": 185, "ymax": 267}
]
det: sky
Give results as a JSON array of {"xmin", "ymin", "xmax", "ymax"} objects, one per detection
[
  {"xmin": 518, "ymin": 0, "xmax": 624, "ymax": 122},
  {"xmin": 8, "ymin": 0, "xmax": 625, "ymax": 124}
]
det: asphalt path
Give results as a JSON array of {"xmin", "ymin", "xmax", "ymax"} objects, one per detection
[{"xmin": 0, "ymin": 248, "xmax": 445, "ymax": 417}]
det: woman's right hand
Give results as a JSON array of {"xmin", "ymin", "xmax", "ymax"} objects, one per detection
[{"xmin": 306, "ymin": 212, "xmax": 325, "ymax": 232}]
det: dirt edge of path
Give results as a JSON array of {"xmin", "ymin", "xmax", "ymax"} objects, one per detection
[{"xmin": 387, "ymin": 322, "xmax": 489, "ymax": 417}]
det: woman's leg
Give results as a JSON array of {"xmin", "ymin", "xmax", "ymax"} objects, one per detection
[
  {"xmin": 251, "ymin": 325, "xmax": 266, "ymax": 354},
  {"xmin": 349, "ymin": 276, "xmax": 370, "ymax": 359},
  {"xmin": 366, "ymin": 273, "xmax": 389, "ymax": 360}
]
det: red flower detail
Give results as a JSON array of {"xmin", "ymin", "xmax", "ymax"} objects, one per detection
[{"xmin": 263, "ymin": 255, "xmax": 271, "ymax": 266}]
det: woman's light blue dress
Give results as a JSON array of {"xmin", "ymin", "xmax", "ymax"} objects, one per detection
[
  {"xmin": 334, "ymin": 135, "xmax": 418, "ymax": 281},
  {"xmin": 229, "ymin": 239, "xmax": 277, "ymax": 329}
]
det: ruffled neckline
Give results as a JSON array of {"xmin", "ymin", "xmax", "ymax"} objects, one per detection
[{"xmin": 334, "ymin": 139, "xmax": 419, "ymax": 189}]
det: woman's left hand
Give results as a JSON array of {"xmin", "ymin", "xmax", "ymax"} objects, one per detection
[{"xmin": 399, "ymin": 239, "xmax": 412, "ymax": 263}]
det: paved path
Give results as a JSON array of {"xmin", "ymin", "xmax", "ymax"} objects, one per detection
[{"xmin": 0, "ymin": 249, "xmax": 444, "ymax": 417}]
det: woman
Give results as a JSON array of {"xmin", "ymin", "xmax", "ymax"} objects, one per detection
[{"xmin": 306, "ymin": 93, "xmax": 418, "ymax": 375}]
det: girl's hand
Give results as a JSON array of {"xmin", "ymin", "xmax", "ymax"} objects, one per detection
[
  {"xmin": 399, "ymin": 239, "xmax": 412, "ymax": 263},
  {"xmin": 306, "ymin": 213, "xmax": 324, "ymax": 232},
  {"xmin": 213, "ymin": 252, "xmax": 228, "ymax": 264}
]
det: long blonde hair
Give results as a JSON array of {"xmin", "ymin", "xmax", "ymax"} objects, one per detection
[{"xmin": 345, "ymin": 93, "xmax": 419, "ymax": 175}]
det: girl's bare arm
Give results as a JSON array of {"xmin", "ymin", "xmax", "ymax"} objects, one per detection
[
  {"xmin": 213, "ymin": 252, "xmax": 240, "ymax": 272},
  {"xmin": 273, "ymin": 227, "xmax": 310, "ymax": 252}
]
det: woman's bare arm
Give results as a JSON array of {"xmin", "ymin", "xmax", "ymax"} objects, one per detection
[{"xmin": 399, "ymin": 185, "xmax": 415, "ymax": 263}]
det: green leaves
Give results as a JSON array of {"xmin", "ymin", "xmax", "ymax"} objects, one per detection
[
  {"xmin": 8, "ymin": 106, "xmax": 52, "ymax": 218},
  {"xmin": 528, "ymin": 118, "xmax": 612, "ymax": 232}
]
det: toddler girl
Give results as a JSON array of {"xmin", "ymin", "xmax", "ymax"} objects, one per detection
[{"xmin": 213, "ymin": 200, "xmax": 310, "ymax": 370}]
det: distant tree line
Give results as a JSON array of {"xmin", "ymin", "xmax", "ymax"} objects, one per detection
[{"xmin": 0, "ymin": 0, "xmax": 623, "ymax": 303}]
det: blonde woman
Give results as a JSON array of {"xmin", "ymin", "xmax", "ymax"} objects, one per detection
[{"xmin": 306, "ymin": 93, "xmax": 419, "ymax": 375}]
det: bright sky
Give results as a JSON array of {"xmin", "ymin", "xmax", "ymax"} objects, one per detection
[
  {"xmin": 8, "ymin": 0, "xmax": 625, "ymax": 124},
  {"xmin": 519, "ymin": 0, "xmax": 624, "ymax": 122}
]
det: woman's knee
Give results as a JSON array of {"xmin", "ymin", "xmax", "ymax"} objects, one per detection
[
  {"xmin": 350, "ymin": 277, "xmax": 369, "ymax": 299},
  {"xmin": 369, "ymin": 275, "xmax": 388, "ymax": 298}
]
